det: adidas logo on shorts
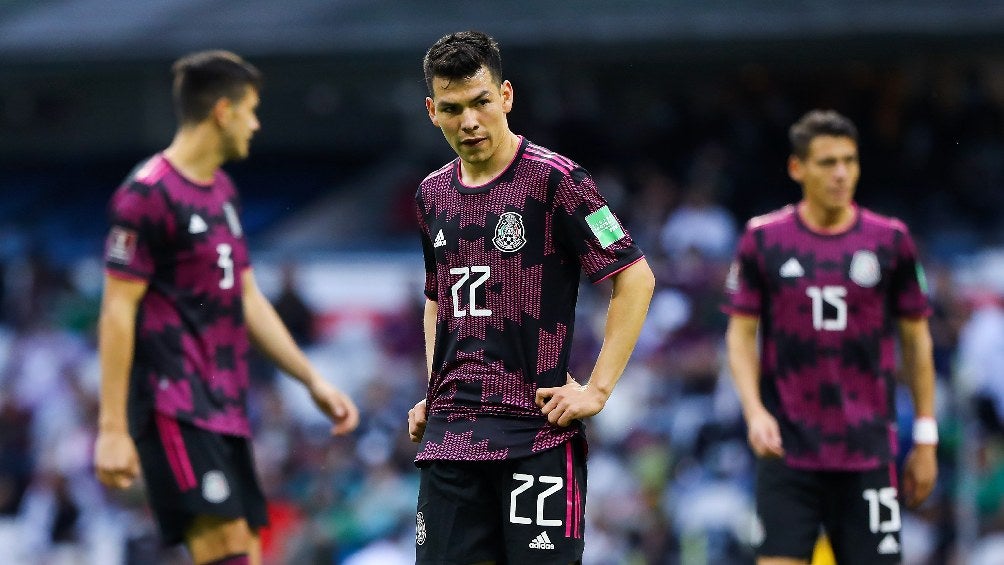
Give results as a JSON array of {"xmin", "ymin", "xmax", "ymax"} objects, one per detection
[{"xmin": 529, "ymin": 531, "xmax": 555, "ymax": 550}]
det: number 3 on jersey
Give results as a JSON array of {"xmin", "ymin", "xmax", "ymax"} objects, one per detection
[
  {"xmin": 450, "ymin": 266, "xmax": 491, "ymax": 317},
  {"xmin": 216, "ymin": 243, "xmax": 235, "ymax": 290}
]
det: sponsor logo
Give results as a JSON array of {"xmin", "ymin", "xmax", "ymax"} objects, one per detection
[
  {"xmin": 493, "ymin": 211, "xmax": 526, "ymax": 252},
  {"xmin": 585, "ymin": 205, "xmax": 625, "ymax": 249},
  {"xmin": 779, "ymin": 257, "xmax": 805, "ymax": 278},
  {"xmin": 188, "ymin": 214, "xmax": 208, "ymax": 234},
  {"xmin": 528, "ymin": 531, "xmax": 554, "ymax": 550},
  {"xmin": 416, "ymin": 512, "xmax": 427, "ymax": 546},
  {"xmin": 877, "ymin": 533, "xmax": 900, "ymax": 555},
  {"xmin": 433, "ymin": 229, "xmax": 446, "ymax": 248},
  {"xmin": 850, "ymin": 250, "xmax": 880, "ymax": 287},
  {"xmin": 106, "ymin": 226, "xmax": 138, "ymax": 264},
  {"xmin": 202, "ymin": 470, "xmax": 230, "ymax": 504}
]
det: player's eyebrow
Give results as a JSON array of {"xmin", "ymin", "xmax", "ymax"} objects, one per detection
[{"xmin": 436, "ymin": 90, "xmax": 492, "ymax": 110}]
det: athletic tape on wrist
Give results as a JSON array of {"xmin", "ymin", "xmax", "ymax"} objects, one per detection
[{"xmin": 913, "ymin": 417, "xmax": 938, "ymax": 445}]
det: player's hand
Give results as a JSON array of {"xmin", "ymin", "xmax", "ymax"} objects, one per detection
[
  {"xmin": 308, "ymin": 379, "xmax": 359, "ymax": 436},
  {"xmin": 408, "ymin": 398, "xmax": 427, "ymax": 443},
  {"xmin": 746, "ymin": 407, "xmax": 785, "ymax": 458},
  {"xmin": 94, "ymin": 429, "xmax": 140, "ymax": 489},
  {"xmin": 535, "ymin": 381, "xmax": 607, "ymax": 427},
  {"xmin": 902, "ymin": 444, "xmax": 937, "ymax": 508}
]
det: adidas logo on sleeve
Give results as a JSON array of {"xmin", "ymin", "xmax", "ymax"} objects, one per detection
[{"xmin": 528, "ymin": 531, "xmax": 555, "ymax": 550}]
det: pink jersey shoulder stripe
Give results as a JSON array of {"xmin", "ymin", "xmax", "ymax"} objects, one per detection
[
  {"xmin": 747, "ymin": 204, "xmax": 796, "ymax": 230},
  {"xmin": 422, "ymin": 160, "xmax": 456, "ymax": 184},
  {"xmin": 859, "ymin": 208, "xmax": 908, "ymax": 232},
  {"xmin": 523, "ymin": 153, "xmax": 572, "ymax": 174},
  {"xmin": 134, "ymin": 154, "xmax": 172, "ymax": 185},
  {"xmin": 524, "ymin": 144, "xmax": 576, "ymax": 172}
]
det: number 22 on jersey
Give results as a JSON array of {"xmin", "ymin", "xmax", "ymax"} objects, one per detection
[{"xmin": 450, "ymin": 266, "xmax": 491, "ymax": 318}]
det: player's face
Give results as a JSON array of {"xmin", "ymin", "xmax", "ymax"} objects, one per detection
[
  {"xmin": 425, "ymin": 66, "xmax": 513, "ymax": 168},
  {"xmin": 789, "ymin": 135, "xmax": 859, "ymax": 213},
  {"xmin": 220, "ymin": 86, "xmax": 260, "ymax": 162}
]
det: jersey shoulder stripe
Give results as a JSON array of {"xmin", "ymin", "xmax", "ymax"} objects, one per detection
[
  {"xmin": 421, "ymin": 159, "xmax": 457, "ymax": 185},
  {"xmin": 746, "ymin": 204, "xmax": 796, "ymax": 231},
  {"xmin": 523, "ymin": 143, "xmax": 577, "ymax": 175},
  {"xmin": 134, "ymin": 155, "xmax": 172, "ymax": 185},
  {"xmin": 859, "ymin": 207, "xmax": 908, "ymax": 234}
]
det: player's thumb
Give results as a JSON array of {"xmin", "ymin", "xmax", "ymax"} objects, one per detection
[{"xmin": 534, "ymin": 388, "xmax": 553, "ymax": 407}]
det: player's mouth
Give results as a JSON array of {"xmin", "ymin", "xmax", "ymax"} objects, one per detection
[{"xmin": 461, "ymin": 137, "xmax": 487, "ymax": 147}]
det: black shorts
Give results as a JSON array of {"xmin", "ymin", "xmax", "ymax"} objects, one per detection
[
  {"xmin": 755, "ymin": 457, "xmax": 902, "ymax": 564},
  {"xmin": 416, "ymin": 437, "xmax": 587, "ymax": 565},
  {"xmin": 134, "ymin": 413, "xmax": 268, "ymax": 545}
]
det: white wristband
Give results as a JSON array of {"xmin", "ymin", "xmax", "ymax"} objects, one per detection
[{"xmin": 913, "ymin": 417, "xmax": 939, "ymax": 445}]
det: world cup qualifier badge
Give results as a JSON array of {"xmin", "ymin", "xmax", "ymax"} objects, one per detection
[
  {"xmin": 493, "ymin": 211, "xmax": 527, "ymax": 252},
  {"xmin": 849, "ymin": 250, "xmax": 881, "ymax": 288}
]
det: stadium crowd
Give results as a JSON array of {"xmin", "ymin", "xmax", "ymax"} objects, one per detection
[{"xmin": 2, "ymin": 53, "xmax": 1004, "ymax": 564}]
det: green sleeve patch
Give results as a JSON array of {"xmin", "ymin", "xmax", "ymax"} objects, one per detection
[
  {"xmin": 585, "ymin": 205, "xmax": 625, "ymax": 248},
  {"xmin": 916, "ymin": 263, "xmax": 929, "ymax": 295}
]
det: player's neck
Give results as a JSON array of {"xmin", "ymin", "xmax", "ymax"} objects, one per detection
[
  {"xmin": 459, "ymin": 132, "xmax": 521, "ymax": 187},
  {"xmin": 797, "ymin": 200, "xmax": 856, "ymax": 234},
  {"xmin": 163, "ymin": 126, "xmax": 225, "ymax": 184}
]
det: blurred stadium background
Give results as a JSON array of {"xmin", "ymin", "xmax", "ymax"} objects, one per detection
[{"xmin": 3, "ymin": 1, "xmax": 1004, "ymax": 563}]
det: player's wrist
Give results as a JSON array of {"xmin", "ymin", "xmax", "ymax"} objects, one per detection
[
  {"xmin": 98, "ymin": 420, "xmax": 129, "ymax": 434},
  {"xmin": 913, "ymin": 416, "xmax": 939, "ymax": 446}
]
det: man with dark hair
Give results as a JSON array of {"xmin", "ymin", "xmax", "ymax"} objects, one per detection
[
  {"xmin": 725, "ymin": 109, "xmax": 938, "ymax": 564},
  {"xmin": 93, "ymin": 50, "xmax": 359, "ymax": 565},
  {"xmin": 408, "ymin": 31, "xmax": 655, "ymax": 564}
]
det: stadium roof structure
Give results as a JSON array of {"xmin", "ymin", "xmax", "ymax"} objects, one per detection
[{"xmin": 1, "ymin": 0, "xmax": 1004, "ymax": 63}]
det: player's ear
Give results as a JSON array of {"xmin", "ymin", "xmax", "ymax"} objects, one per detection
[
  {"xmin": 787, "ymin": 154, "xmax": 804, "ymax": 183},
  {"xmin": 426, "ymin": 97, "xmax": 439, "ymax": 127},
  {"xmin": 501, "ymin": 80, "xmax": 513, "ymax": 114},
  {"xmin": 211, "ymin": 96, "xmax": 233, "ymax": 127}
]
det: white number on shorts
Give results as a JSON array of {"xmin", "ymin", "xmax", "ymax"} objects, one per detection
[
  {"xmin": 449, "ymin": 266, "xmax": 492, "ymax": 318},
  {"xmin": 510, "ymin": 473, "xmax": 564, "ymax": 526},
  {"xmin": 862, "ymin": 487, "xmax": 901, "ymax": 533},
  {"xmin": 806, "ymin": 285, "xmax": 847, "ymax": 331},
  {"xmin": 216, "ymin": 243, "xmax": 235, "ymax": 290}
]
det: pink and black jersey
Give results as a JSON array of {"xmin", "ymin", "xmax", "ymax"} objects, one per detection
[
  {"xmin": 415, "ymin": 137, "xmax": 644, "ymax": 462},
  {"xmin": 725, "ymin": 204, "xmax": 931, "ymax": 470},
  {"xmin": 104, "ymin": 154, "xmax": 252, "ymax": 438}
]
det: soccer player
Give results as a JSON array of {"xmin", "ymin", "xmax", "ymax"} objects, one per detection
[
  {"xmin": 724, "ymin": 109, "xmax": 938, "ymax": 564},
  {"xmin": 406, "ymin": 31, "xmax": 655, "ymax": 564},
  {"xmin": 92, "ymin": 51, "xmax": 359, "ymax": 565}
]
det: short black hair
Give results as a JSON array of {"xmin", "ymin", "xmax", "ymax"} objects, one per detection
[
  {"xmin": 423, "ymin": 31, "xmax": 502, "ymax": 96},
  {"xmin": 171, "ymin": 50, "xmax": 262, "ymax": 124},
  {"xmin": 789, "ymin": 109, "xmax": 859, "ymax": 159}
]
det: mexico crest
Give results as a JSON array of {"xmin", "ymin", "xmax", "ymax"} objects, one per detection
[
  {"xmin": 849, "ymin": 250, "xmax": 881, "ymax": 288},
  {"xmin": 493, "ymin": 211, "xmax": 526, "ymax": 252}
]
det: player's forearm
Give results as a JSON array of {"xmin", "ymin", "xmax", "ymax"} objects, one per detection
[
  {"xmin": 423, "ymin": 298, "xmax": 438, "ymax": 381},
  {"xmin": 899, "ymin": 319, "xmax": 936, "ymax": 419},
  {"xmin": 243, "ymin": 275, "xmax": 320, "ymax": 388},
  {"xmin": 587, "ymin": 259, "xmax": 655, "ymax": 397},
  {"xmin": 726, "ymin": 316, "xmax": 766, "ymax": 419},
  {"xmin": 98, "ymin": 299, "xmax": 138, "ymax": 432}
]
